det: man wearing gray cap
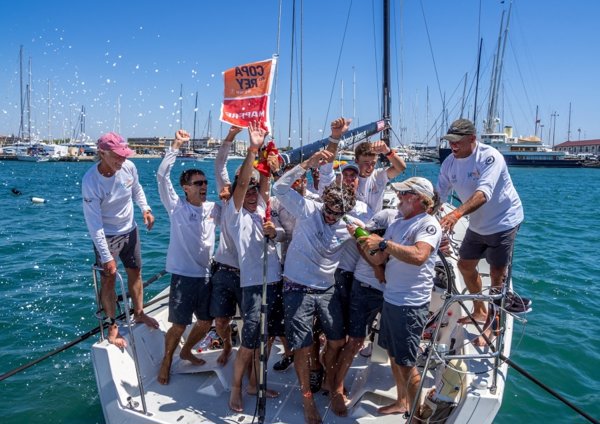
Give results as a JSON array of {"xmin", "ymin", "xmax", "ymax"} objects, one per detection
[
  {"xmin": 436, "ymin": 118, "xmax": 525, "ymax": 345},
  {"xmin": 360, "ymin": 176, "xmax": 441, "ymax": 416}
]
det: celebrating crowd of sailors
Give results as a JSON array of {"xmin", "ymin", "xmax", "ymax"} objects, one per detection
[{"xmin": 82, "ymin": 116, "xmax": 524, "ymax": 424}]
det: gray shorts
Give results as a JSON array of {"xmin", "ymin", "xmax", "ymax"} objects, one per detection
[
  {"xmin": 347, "ymin": 278, "xmax": 383, "ymax": 339},
  {"xmin": 334, "ymin": 269, "xmax": 355, "ymax": 336},
  {"xmin": 240, "ymin": 283, "xmax": 285, "ymax": 349},
  {"xmin": 459, "ymin": 225, "xmax": 519, "ymax": 268},
  {"xmin": 283, "ymin": 281, "xmax": 345, "ymax": 350},
  {"xmin": 168, "ymin": 274, "xmax": 212, "ymax": 325},
  {"xmin": 209, "ymin": 264, "xmax": 242, "ymax": 318},
  {"xmin": 94, "ymin": 227, "xmax": 141, "ymax": 270},
  {"xmin": 378, "ymin": 301, "xmax": 429, "ymax": 367}
]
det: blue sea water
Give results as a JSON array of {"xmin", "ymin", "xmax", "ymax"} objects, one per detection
[{"xmin": 0, "ymin": 159, "xmax": 598, "ymax": 423}]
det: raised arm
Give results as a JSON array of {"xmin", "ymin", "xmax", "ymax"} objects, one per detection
[
  {"xmin": 370, "ymin": 140, "xmax": 407, "ymax": 179},
  {"xmin": 232, "ymin": 121, "xmax": 266, "ymax": 211},
  {"xmin": 215, "ymin": 125, "xmax": 243, "ymax": 192},
  {"xmin": 157, "ymin": 129, "xmax": 189, "ymax": 214},
  {"xmin": 324, "ymin": 117, "xmax": 352, "ymax": 159}
]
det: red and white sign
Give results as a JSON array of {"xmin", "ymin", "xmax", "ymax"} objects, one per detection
[{"xmin": 220, "ymin": 57, "xmax": 277, "ymax": 132}]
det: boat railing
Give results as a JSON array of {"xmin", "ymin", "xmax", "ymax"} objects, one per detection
[
  {"xmin": 407, "ymin": 287, "xmax": 510, "ymax": 423},
  {"xmin": 91, "ymin": 266, "xmax": 149, "ymax": 416}
]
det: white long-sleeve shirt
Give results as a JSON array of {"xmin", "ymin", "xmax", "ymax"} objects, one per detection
[
  {"xmin": 274, "ymin": 165, "xmax": 352, "ymax": 289},
  {"xmin": 157, "ymin": 149, "xmax": 219, "ymax": 278},
  {"xmin": 82, "ymin": 160, "xmax": 151, "ymax": 264}
]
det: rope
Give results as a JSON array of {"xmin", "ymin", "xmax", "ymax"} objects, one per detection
[{"xmin": 0, "ymin": 270, "xmax": 168, "ymax": 382}]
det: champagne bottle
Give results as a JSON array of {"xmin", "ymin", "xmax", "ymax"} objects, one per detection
[{"xmin": 343, "ymin": 216, "xmax": 378, "ymax": 254}]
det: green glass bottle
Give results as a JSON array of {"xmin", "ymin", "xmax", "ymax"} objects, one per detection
[{"xmin": 343, "ymin": 216, "xmax": 370, "ymax": 241}]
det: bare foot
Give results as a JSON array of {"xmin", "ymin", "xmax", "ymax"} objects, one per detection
[
  {"xmin": 378, "ymin": 401, "xmax": 408, "ymax": 415},
  {"xmin": 158, "ymin": 358, "xmax": 171, "ymax": 385},
  {"xmin": 473, "ymin": 328, "xmax": 496, "ymax": 347},
  {"xmin": 217, "ymin": 344, "xmax": 232, "ymax": 366},
  {"xmin": 302, "ymin": 396, "xmax": 323, "ymax": 424},
  {"xmin": 107, "ymin": 323, "xmax": 128, "ymax": 349},
  {"xmin": 229, "ymin": 387, "xmax": 244, "ymax": 412},
  {"xmin": 135, "ymin": 312, "xmax": 159, "ymax": 329},
  {"xmin": 180, "ymin": 349, "xmax": 206, "ymax": 366},
  {"xmin": 457, "ymin": 314, "xmax": 487, "ymax": 326},
  {"xmin": 330, "ymin": 392, "xmax": 348, "ymax": 417},
  {"xmin": 246, "ymin": 387, "xmax": 279, "ymax": 398}
]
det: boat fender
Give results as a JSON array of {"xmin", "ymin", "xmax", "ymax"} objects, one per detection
[
  {"xmin": 31, "ymin": 197, "xmax": 47, "ymax": 204},
  {"xmin": 434, "ymin": 359, "xmax": 467, "ymax": 403}
]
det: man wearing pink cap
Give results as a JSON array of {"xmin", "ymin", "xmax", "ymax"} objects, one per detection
[{"xmin": 82, "ymin": 132, "xmax": 158, "ymax": 348}]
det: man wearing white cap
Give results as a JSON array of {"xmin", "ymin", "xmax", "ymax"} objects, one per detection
[
  {"xmin": 82, "ymin": 132, "xmax": 158, "ymax": 349},
  {"xmin": 436, "ymin": 119, "xmax": 525, "ymax": 343},
  {"xmin": 360, "ymin": 176, "xmax": 441, "ymax": 417}
]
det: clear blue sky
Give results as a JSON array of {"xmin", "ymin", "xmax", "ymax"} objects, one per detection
[{"xmin": 1, "ymin": 0, "xmax": 598, "ymax": 147}]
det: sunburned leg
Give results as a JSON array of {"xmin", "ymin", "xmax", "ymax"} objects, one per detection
[
  {"xmin": 294, "ymin": 346, "xmax": 323, "ymax": 424},
  {"xmin": 457, "ymin": 259, "xmax": 487, "ymax": 324},
  {"xmin": 214, "ymin": 317, "xmax": 232, "ymax": 365},
  {"xmin": 158, "ymin": 323, "xmax": 186, "ymax": 384},
  {"xmin": 126, "ymin": 267, "xmax": 159, "ymax": 329},
  {"xmin": 100, "ymin": 275, "xmax": 127, "ymax": 348},
  {"xmin": 229, "ymin": 346, "xmax": 254, "ymax": 412},
  {"xmin": 247, "ymin": 337, "xmax": 279, "ymax": 398},
  {"xmin": 378, "ymin": 358, "xmax": 409, "ymax": 415},
  {"xmin": 322, "ymin": 339, "xmax": 345, "ymax": 395},
  {"xmin": 180, "ymin": 320, "xmax": 212, "ymax": 365}
]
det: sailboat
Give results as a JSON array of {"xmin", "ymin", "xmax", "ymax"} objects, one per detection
[
  {"xmin": 89, "ymin": 2, "xmax": 517, "ymax": 423},
  {"xmin": 438, "ymin": 2, "xmax": 581, "ymax": 168}
]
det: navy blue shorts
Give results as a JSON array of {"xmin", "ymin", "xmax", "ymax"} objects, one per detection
[
  {"xmin": 459, "ymin": 225, "xmax": 519, "ymax": 268},
  {"xmin": 168, "ymin": 274, "xmax": 212, "ymax": 325},
  {"xmin": 334, "ymin": 269, "xmax": 355, "ymax": 336},
  {"xmin": 378, "ymin": 301, "xmax": 429, "ymax": 367},
  {"xmin": 94, "ymin": 227, "xmax": 141, "ymax": 270},
  {"xmin": 283, "ymin": 281, "xmax": 345, "ymax": 350},
  {"xmin": 240, "ymin": 283, "xmax": 285, "ymax": 349},
  {"xmin": 209, "ymin": 264, "xmax": 242, "ymax": 318},
  {"xmin": 347, "ymin": 278, "xmax": 383, "ymax": 339}
]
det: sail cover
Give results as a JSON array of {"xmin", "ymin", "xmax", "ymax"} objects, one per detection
[{"xmin": 220, "ymin": 57, "xmax": 277, "ymax": 132}]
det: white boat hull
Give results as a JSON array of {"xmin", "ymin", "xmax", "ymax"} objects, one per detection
[{"xmin": 91, "ymin": 202, "xmax": 513, "ymax": 424}]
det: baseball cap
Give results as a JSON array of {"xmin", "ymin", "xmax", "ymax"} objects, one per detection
[
  {"xmin": 442, "ymin": 119, "xmax": 476, "ymax": 142},
  {"xmin": 340, "ymin": 163, "xmax": 360, "ymax": 174},
  {"xmin": 97, "ymin": 132, "xmax": 135, "ymax": 158},
  {"xmin": 391, "ymin": 177, "xmax": 435, "ymax": 201}
]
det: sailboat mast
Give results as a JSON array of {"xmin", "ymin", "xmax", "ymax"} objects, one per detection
[
  {"xmin": 47, "ymin": 79, "xmax": 51, "ymax": 141},
  {"xmin": 473, "ymin": 37, "xmax": 483, "ymax": 127},
  {"xmin": 19, "ymin": 45, "xmax": 24, "ymax": 141},
  {"xmin": 193, "ymin": 91, "xmax": 198, "ymax": 143},
  {"xmin": 179, "ymin": 84, "xmax": 183, "ymax": 130},
  {"xmin": 567, "ymin": 102, "xmax": 572, "ymax": 141},
  {"xmin": 27, "ymin": 56, "xmax": 32, "ymax": 141},
  {"xmin": 382, "ymin": 0, "xmax": 391, "ymax": 145}
]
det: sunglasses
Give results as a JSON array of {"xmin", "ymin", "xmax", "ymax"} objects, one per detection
[
  {"xmin": 397, "ymin": 190, "xmax": 416, "ymax": 196},
  {"xmin": 190, "ymin": 180, "xmax": 208, "ymax": 186},
  {"xmin": 324, "ymin": 204, "xmax": 344, "ymax": 218}
]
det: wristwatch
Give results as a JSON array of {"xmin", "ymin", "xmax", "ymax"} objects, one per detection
[{"xmin": 378, "ymin": 240, "xmax": 388, "ymax": 251}]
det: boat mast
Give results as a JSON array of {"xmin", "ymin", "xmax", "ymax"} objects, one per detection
[
  {"xmin": 19, "ymin": 45, "xmax": 24, "ymax": 141},
  {"xmin": 47, "ymin": 79, "xmax": 51, "ymax": 142},
  {"xmin": 27, "ymin": 56, "xmax": 32, "ymax": 141},
  {"xmin": 193, "ymin": 91, "xmax": 198, "ymax": 147},
  {"xmin": 382, "ymin": 0, "xmax": 391, "ymax": 145},
  {"xmin": 485, "ymin": 1, "xmax": 512, "ymax": 134},
  {"xmin": 567, "ymin": 102, "xmax": 572, "ymax": 141},
  {"xmin": 179, "ymin": 84, "xmax": 183, "ymax": 130}
]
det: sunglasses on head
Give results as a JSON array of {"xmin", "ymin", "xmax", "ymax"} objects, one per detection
[
  {"xmin": 397, "ymin": 190, "xmax": 416, "ymax": 196},
  {"xmin": 190, "ymin": 180, "xmax": 208, "ymax": 186}
]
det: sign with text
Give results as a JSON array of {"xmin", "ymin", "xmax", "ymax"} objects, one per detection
[{"xmin": 220, "ymin": 57, "xmax": 276, "ymax": 132}]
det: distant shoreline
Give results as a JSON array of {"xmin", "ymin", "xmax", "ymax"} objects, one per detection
[{"xmin": 0, "ymin": 154, "xmax": 163, "ymax": 162}]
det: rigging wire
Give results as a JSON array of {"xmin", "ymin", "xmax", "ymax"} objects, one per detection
[
  {"xmin": 418, "ymin": 0, "xmax": 444, "ymax": 114},
  {"xmin": 322, "ymin": 0, "xmax": 354, "ymax": 134},
  {"xmin": 286, "ymin": 0, "xmax": 297, "ymax": 149},
  {"xmin": 269, "ymin": 0, "xmax": 283, "ymax": 136}
]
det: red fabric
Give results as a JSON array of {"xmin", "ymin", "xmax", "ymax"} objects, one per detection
[{"xmin": 255, "ymin": 140, "xmax": 283, "ymax": 177}]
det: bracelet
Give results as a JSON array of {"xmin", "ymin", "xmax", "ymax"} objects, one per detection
[
  {"xmin": 385, "ymin": 150, "xmax": 394, "ymax": 157},
  {"xmin": 328, "ymin": 136, "xmax": 340, "ymax": 144},
  {"xmin": 451, "ymin": 210, "xmax": 463, "ymax": 220}
]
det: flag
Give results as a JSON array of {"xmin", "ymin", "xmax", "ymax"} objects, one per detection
[{"xmin": 220, "ymin": 57, "xmax": 277, "ymax": 132}]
